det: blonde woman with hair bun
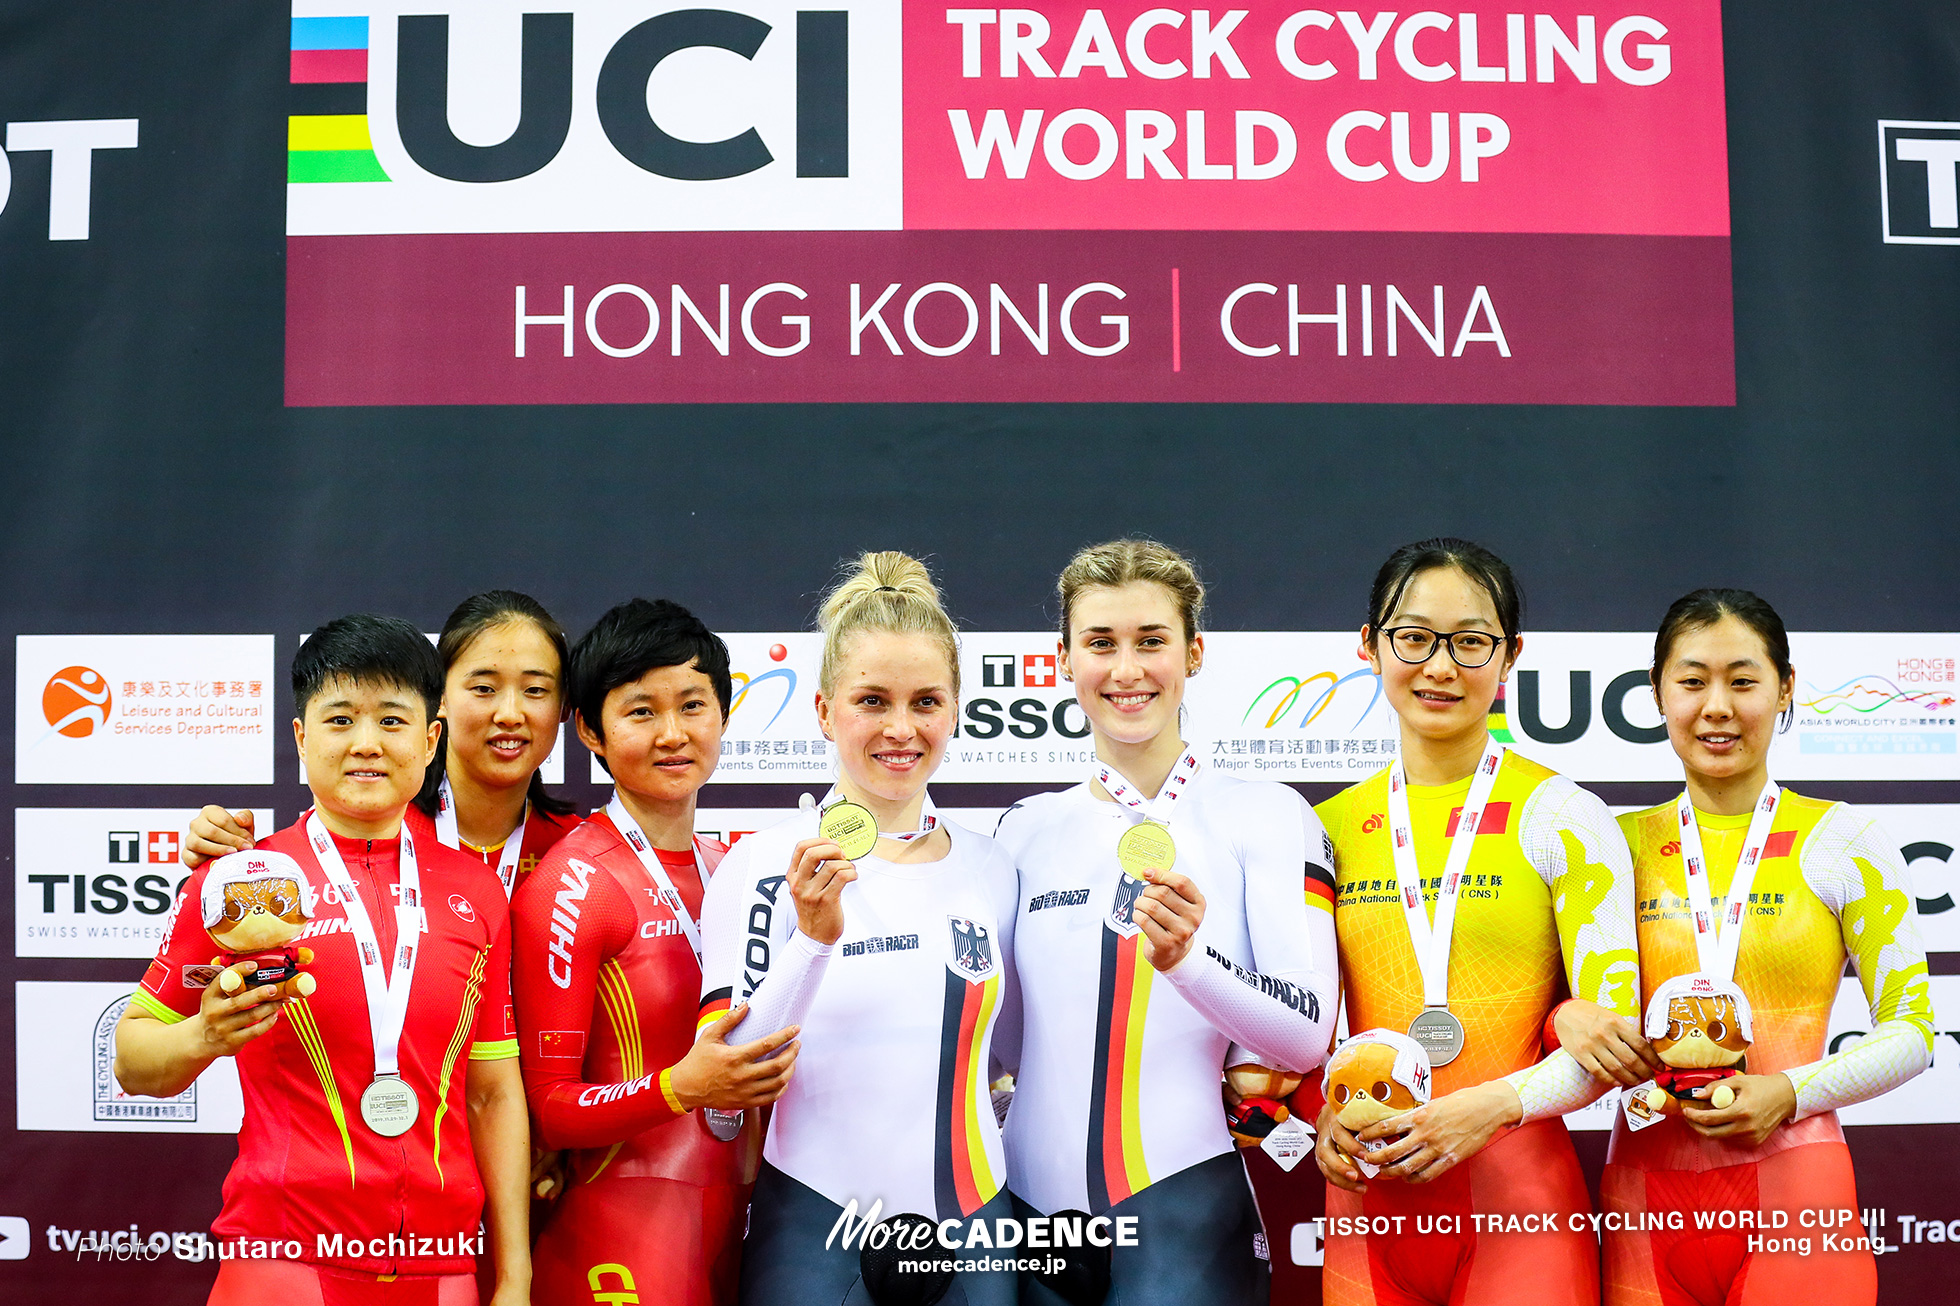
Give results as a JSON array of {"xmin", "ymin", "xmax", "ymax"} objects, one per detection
[
  {"xmin": 994, "ymin": 539, "xmax": 1340, "ymax": 1306},
  {"xmin": 699, "ymin": 551, "xmax": 1020, "ymax": 1306}
]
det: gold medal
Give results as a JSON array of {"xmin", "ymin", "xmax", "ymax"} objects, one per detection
[
  {"xmin": 818, "ymin": 800, "xmax": 879, "ymax": 861},
  {"xmin": 1115, "ymin": 820, "xmax": 1176, "ymax": 880}
]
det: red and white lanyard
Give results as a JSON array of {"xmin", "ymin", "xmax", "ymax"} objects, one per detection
[
  {"xmin": 607, "ymin": 793, "xmax": 709, "ymax": 970},
  {"xmin": 814, "ymin": 787, "xmax": 943, "ymax": 845},
  {"xmin": 1675, "ymin": 781, "xmax": 1781, "ymax": 982},
  {"xmin": 305, "ymin": 812, "xmax": 422, "ymax": 1081},
  {"xmin": 1093, "ymin": 745, "xmax": 1200, "ymax": 826},
  {"xmin": 1385, "ymin": 738, "xmax": 1505, "ymax": 1009},
  {"xmin": 434, "ymin": 776, "xmax": 527, "ymax": 900}
]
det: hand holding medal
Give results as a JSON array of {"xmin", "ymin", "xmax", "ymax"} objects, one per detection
[
  {"xmin": 1128, "ymin": 851, "xmax": 1207, "ymax": 973},
  {"xmin": 1102, "ymin": 748, "xmax": 1208, "ymax": 972},
  {"xmin": 785, "ymin": 795, "xmax": 871, "ymax": 947}
]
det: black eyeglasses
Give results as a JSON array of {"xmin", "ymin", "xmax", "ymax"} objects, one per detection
[{"xmin": 1380, "ymin": 626, "xmax": 1505, "ymax": 668}]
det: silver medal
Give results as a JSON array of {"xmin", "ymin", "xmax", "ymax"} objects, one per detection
[
  {"xmin": 360, "ymin": 1074, "xmax": 421, "ymax": 1137},
  {"xmin": 703, "ymin": 1108, "xmax": 744, "ymax": 1142},
  {"xmin": 1406, "ymin": 1007, "xmax": 1466, "ymax": 1067}
]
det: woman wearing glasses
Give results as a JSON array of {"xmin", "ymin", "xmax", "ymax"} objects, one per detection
[{"xmin": 1311, "ymin": 538, "xmax": 1640, "ymax": 1306}]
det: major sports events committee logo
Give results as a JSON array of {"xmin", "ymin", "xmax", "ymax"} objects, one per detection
[
  {"xmin": 1879, "ymin": 120, "xmax": 1960, "ymax": 246},
  {"xmin": 729, "ymin": 642, "xmax": 797, "ymax": 731},
  {"xmin": 41, "ymin": 666, "xmax": 112, "ymax": 738}
]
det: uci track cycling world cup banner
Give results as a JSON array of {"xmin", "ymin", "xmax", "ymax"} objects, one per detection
[{"xmin": 282, "ymin": 0, "xmax": 1735, "ymax": 406}]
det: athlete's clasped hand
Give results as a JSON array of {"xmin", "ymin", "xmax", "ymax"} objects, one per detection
[
  {"xmin": 196, "ymin": 961, "xmax": 287, "ymax": 1057},
  {"xmin": 1315, "ymin": 1081, "xmax": 1525, "ymax": 1189},
  {"xmin": 1554, "ymin": 998, "xmax": 1664, "ymax": 1087},
  {"xmin": 669, "ymin": 1004, "xmax": 801, "ymax": 1111},
  {"xmin": 786, "ymin": 837, "xmax": 857, "ymax": 947},
  {"xmin": 1678, "ymin": 1072, "xmax": 1798, "ymax": 1147},
  {"xmin": 1551, "ymin": 996, "xmax": 1792, "ymax": 1143},
  {"xmin": 1133, "ymin": 865, "xmax": 1205, "ymax": 972}
]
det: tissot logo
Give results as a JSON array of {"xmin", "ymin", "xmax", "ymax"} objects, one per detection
[
  {"xmin": 977, "ymin": 651, "xmax": 1060, "ymax": 689},
  {"xmin": 0, "ymin": 118, "xmax": 139, "ymax": 240},
  {"xmin": 981, "ymin": 654, "xmax": 1016, "ymax": 688},
  {"xmin": 19, "ymin": 809, "xmax": 271, "ymax": 959},
  {"xmin": 1879, "ymin": 120, "xmax": 1960, "ymax": 246},
  {"xmin": 286, "ymin": 2, "xmax": 900, "ymax": 235}
]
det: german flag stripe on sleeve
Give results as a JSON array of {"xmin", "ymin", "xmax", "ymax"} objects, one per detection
[
  {"xmin": 697, "ymin": 985, "xmax": 734, "ymax": 1034},
  {"xmin": 933, "ymin": 970, "xmax": 1003, "ymax": 1218},
  {"xmin": 1086, "ymin": 927, "xmax": 1152, "ymax": 1212},
  {"xmin": 1304, "ymin": 861, "xmax": 1337, "ymax": 911}
]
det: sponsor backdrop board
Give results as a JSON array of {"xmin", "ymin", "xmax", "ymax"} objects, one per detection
[
  {"xmin": 695, "ymin": 631, "xmax": 1960, "ymax": 784},
  {"xmin": 1, "ymin": 0, "xmax": 1957, "ymax": 1301}
]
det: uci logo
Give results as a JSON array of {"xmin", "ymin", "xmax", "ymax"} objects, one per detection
[
  {"xmin": 287, "ymin": 4, "xmax": 895, "ymax": 237},
  {"xmin": 1510, "ymin": 669, "xmax": 1666, "ymax": 745},
  {"xmin": 386, "ymin": 9, "xmax": 848, "ymax": 184}
]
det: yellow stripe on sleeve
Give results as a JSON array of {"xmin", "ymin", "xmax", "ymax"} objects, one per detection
[
  {"xmin": 659, "ymin": 1067, "xmax": 686, "ymax": 1115},
  {"xmin": 128, "ymin": 989, "xmax": 187, "ymax": 1024},
  {"xmin": 469, "ymin": 1039, "xmax": 519, "ymax": 1061}
]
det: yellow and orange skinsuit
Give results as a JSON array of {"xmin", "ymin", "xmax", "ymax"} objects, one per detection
[
  {"xmin": 1317, "ymin": 749, "xmax": 1640, "ymax": 1306},
  {"xmin": 1603, "ymin": 792, "xmax": 1935, "ymax": 1306}
]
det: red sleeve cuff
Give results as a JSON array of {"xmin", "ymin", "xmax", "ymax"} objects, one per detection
[{"xmin": 1542, "ymin": 999, "xmax": 1575, "ymax": 1056}]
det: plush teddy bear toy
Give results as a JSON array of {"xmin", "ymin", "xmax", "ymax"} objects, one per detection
[
  {"xmin": 202, "ymin": 849, "xmax": 318, "ymax": 1000},
  {"xmin": 1324, "ymin": 1029, "xmax": 1432, "ymax": 1177},
  {"xmin": 1223, "ymin": 1055, "xmax": 1304, "ymax": 1146},
  {"xmin": 1639, "ymin": 972, "xmax": 1753, "ymax": 1114}
]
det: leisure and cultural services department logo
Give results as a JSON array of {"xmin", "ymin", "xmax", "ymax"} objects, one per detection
[
  {"xmin": 15, "ymin": 635, "xmax": 277, "ymax": 785},
  {"xmin": 41, "ymin": 665, "xmax": 112, "ymax": 738}
]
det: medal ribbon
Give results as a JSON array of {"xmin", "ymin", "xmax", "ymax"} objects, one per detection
[
  {"xmin": 814, "ymin": 787, "xmax": 942, "ymax": 845},
  {"xmin": 434, "ymin": 776, "xmax": 527, "ymax": 899},
  {"xmin": 1385, "ymin": 737, "xmax": 1505, "ymax": 1009},
  {"xmin": 305, "ymin": 812, "xmax": 422, "ymax": 1079},
  {"xmin": 1093, "ymin": 745, "xmax": 1201, "ymax": 828},
  {"xmin": 1674, "ymin": 781, "xmax": 1781, "ymax": 982},
  {"xmin": 606, "ymin": 793, "xmax": 710, "ymax": 970}
]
